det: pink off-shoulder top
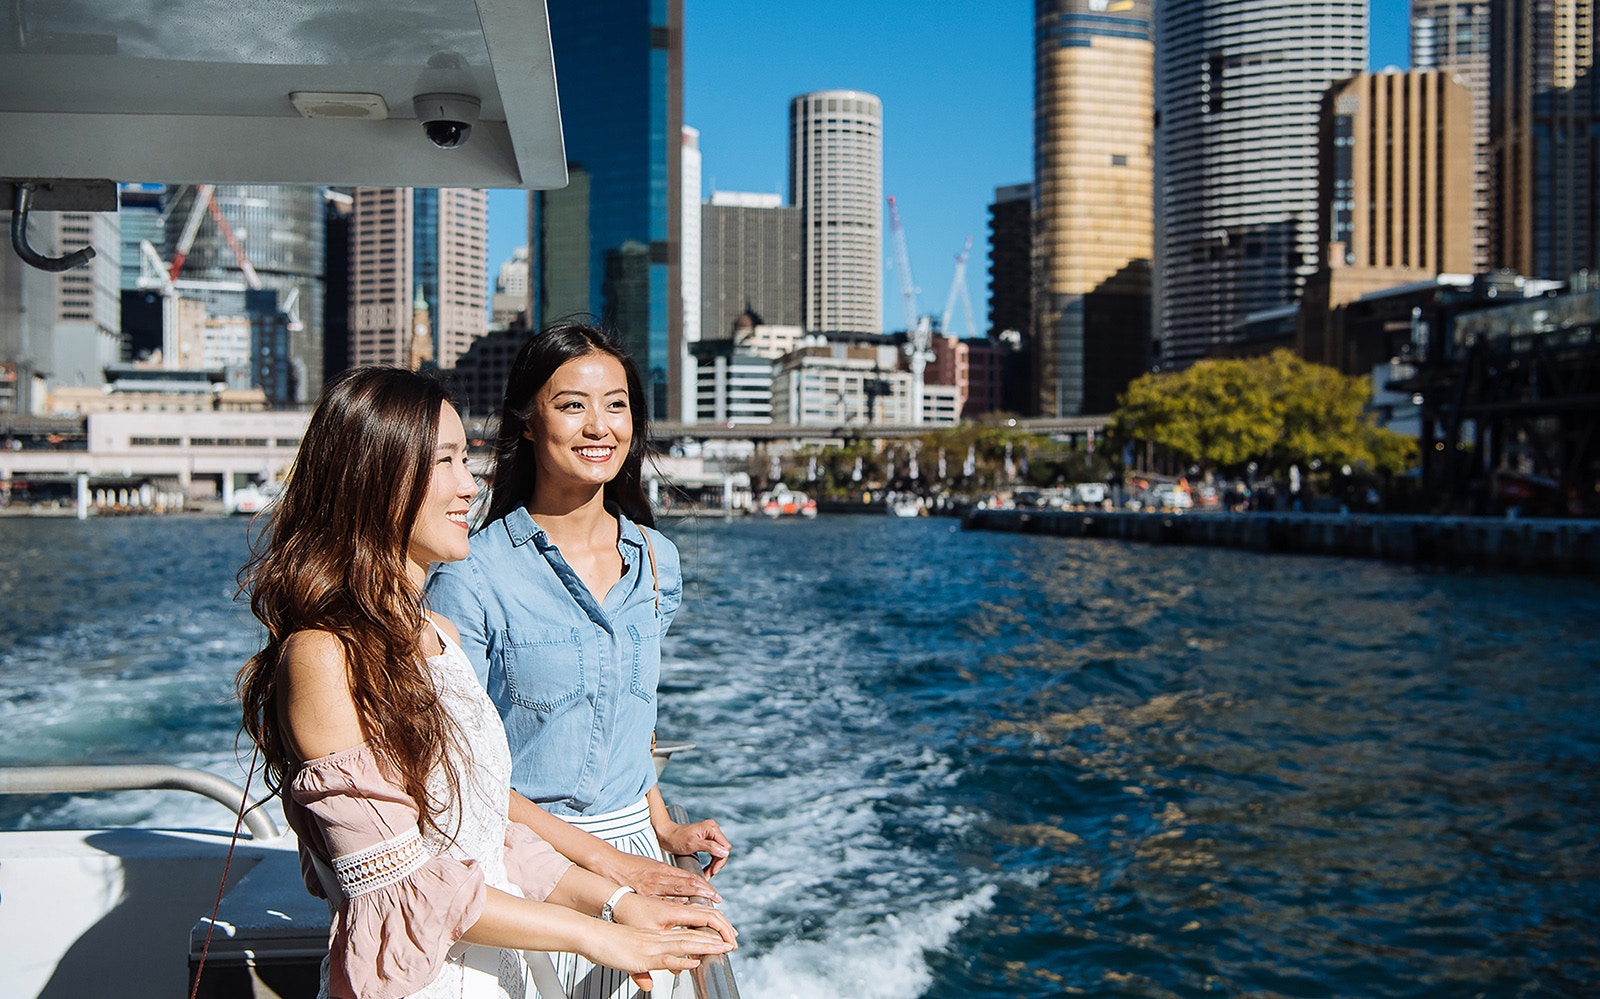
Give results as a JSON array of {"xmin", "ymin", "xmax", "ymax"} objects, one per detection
[{"xmin": 282, "ymin": 628, "xmax": 573, "ymax": 999}]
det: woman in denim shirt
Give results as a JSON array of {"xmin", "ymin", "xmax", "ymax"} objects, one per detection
[{"xmin": 427, "ymin": 324, "xmax": 733, "ymax": 998}]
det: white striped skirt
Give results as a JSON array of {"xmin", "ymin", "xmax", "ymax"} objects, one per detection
[{"xmin": 539, "ymin": 797, "xmax": 677, "ymax": 999}]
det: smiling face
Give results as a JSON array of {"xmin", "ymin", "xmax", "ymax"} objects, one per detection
[
  {"xmin": 522, "ymin": 351, "xmax": 634, "ymax": 498},
  {"xmin": 405, "ymin": 401, "xmax": 478, "ymax": 583}
]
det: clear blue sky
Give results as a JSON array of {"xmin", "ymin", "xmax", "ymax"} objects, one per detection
[{"xmin": 487, "ymin": 0, "xmax": 1413, "ymax": 334}]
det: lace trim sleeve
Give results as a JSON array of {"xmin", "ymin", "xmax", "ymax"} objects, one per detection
[{"xmin": 331, "ymin": 826, "xmax": 431, "ymax": 898}]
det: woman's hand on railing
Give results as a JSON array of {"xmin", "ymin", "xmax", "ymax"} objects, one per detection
[
  {"xmin": 584, "ymin": 923, "xmax": 733, "ymax": 992},
  {"xmin": 609, "ymin": 851, "xmax": 722, "ymax": 903},
  {"xmin": 657, "ymin": 817, "xmax": 731, "ymax": 877},
  {"xmin": 613, "ymin": 891, "xmax": 738, "ymax": 945}
]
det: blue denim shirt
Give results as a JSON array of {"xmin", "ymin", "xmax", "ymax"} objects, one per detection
[{"xmin": 424, "ymin": 505, "xmax": 681, "ymax": 816}]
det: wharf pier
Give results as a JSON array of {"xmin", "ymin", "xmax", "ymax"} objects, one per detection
[{"xmin": 963, "ymin": 508, "xmax": 1600, "ymax": 576}]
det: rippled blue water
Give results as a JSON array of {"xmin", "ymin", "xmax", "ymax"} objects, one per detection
[{"xmin": 3, "ymin": 514, "xmax": 1598, "ymax": 998}]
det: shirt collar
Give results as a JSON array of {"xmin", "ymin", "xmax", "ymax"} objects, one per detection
[{"xmin": 502, "ymin": 502, "xmax": 645, "ymax": 550}]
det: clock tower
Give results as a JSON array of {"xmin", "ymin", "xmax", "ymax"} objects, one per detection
[{"xmin": 408, "ymin": 285, "xmax": 434, "ymax": 370}]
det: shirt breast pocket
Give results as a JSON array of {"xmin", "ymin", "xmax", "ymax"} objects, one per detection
[
  {"xmin": 501, "ymin": 627, "xmax": 585, "ymax": 712},
  {"xmin": 627, "ymin": 619, "xmax": 660, "ymax": 702}
]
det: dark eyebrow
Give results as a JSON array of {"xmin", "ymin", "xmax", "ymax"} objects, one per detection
[{"xmin": 550, "ymin": 387, "xmax": 628, "ymax": 399}]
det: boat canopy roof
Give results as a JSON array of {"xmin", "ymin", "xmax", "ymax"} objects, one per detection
[{"xmin": 0, "ymin": 0, "xmax": 567, "ymax": 190}]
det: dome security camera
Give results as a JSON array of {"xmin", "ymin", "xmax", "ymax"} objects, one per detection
[{"xmin": 414, "ymin": 92, "xmax": 481, "ymax": 150}]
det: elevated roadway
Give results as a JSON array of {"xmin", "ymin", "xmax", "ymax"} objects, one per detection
[{"xmin": 648, "ymin": 414, "xmax": 1109, "ymax": 443}]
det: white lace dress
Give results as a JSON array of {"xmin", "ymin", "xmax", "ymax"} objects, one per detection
[{"xmin": 284, "ymin": 628, "xmax": 572, "ymax": 999}]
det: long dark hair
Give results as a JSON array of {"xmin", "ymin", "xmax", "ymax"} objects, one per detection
[
  {"xmin": 484, "ymin": 321, "xmax": 654, "ymax": 527},
  {"xmin": 237, "ymin": 366, "xmax": 462, "ymax": 835}
]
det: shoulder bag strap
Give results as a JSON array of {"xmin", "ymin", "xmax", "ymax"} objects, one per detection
[{"xmin": 643, "ymin": 530, "xmax": 659, "ymax": 613}]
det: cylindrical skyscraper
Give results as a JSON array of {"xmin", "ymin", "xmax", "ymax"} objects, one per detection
[
  {"xmin": 790, "ymin": 90, "xmax": 883, "ymax": 334},
  {"xmin": 1033, "ymin": 0, "xmax": 1154, "ymax": 417},
  {"xmin": 1154, "ymin": 0, "xmax": 1367, "ymax": 367}
]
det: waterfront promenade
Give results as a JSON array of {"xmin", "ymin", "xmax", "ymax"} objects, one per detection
[{"xmin": 964, "ymin": 507, "xmax": 1600, "ymax": 575}]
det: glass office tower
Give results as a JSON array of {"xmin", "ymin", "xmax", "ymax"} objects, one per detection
[{"xmin": 532, "ymin": 0, "xmax": 683, "ymax": 418}]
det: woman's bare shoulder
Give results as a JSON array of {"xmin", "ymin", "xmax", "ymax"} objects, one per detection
[
  {"xmin": 278, "ymin": 630, "xmax": 365, "ymax": 758},
  {"xmin": 279, "ymin": 629, "xmax": 349, "ymax": 686}
]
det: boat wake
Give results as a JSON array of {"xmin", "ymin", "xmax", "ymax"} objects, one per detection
[{"xmin": 736, "ymin": 885, "xmax": 996, "ymax": 999}]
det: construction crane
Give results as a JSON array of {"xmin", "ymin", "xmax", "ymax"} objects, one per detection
[
  {"xmin": 940, "ymin": 236, "xmax": 978, "ymax": 339},
  {"xmin": 137, "ymin": 185, "xmax": 298, "ymax": 369},
  {"xmin": 886, "ymin": 194, "xmax": 933, "ymax": 425},
  {"xmin": 168, "ymin": 185, "xmax": 262, "ymax": 290}
]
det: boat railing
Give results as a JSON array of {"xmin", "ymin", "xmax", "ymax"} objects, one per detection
[
  {"xmin": 0, "ymin": 764, "xmax": 280, "ymax": 840},
  {"xmin": 652, "ymin": 739, "xmax": 695, "ymax": 777},
  {"xmin": 666, "ymin": 803, "xmax": 742, "ymax": 999}
]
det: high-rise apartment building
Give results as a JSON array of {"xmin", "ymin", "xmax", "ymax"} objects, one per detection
[
  {"xmin": 1412, "ymin": 1, "xmax": 1493, "ymax": 271},
  {"xmin": 1154, "ymin": 0, "xmax": 1367, "ymax": 367},
  {"xmin": 349, "ymin": 188, "xmax": 413, "ymax": 370},
  {"xmin": 1302, "ymin": 70, "xmax": 1476, "ymax": 370},
  {"xmin": 789, "ymin": 90, "xmax": 882, "ymax": 334},
  {"xmin": 532, "ymin": 0, "xmax": 683, "ymax": 418},
  {"xmin": 700, "ymin": 192, "xmax": 803, "ymax": 340},
  {"xmin": 1490, "ymin": 0, "xmax": 1597, "ymax": 280},
  {"xmin": 418, "ymin": 188, "xmax": 489, "ymax": 369},
  {"xmin": 348, "ymin": 187, "xmax": 487, "ymax": 371},
  {"xmin": 51, "ymin": 211, "xmax": 122, "ymax": 390},
  {"xmin": 0, "ymin": 207, "xmax": 121, "ymax": 413},
  {"xmin": 1033, "ymin": 0, "xmax": 1154, "ymax": 416}
]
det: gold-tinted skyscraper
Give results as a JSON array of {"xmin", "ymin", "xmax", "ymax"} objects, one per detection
[{"xmin": 1032, "ymin": 0, "xmax": 1153, "ymax": 417}]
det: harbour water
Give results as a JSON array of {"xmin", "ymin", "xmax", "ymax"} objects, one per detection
[{"xmin": 2, "ymin": 514, "xmax": 1598, "ymax": 998}]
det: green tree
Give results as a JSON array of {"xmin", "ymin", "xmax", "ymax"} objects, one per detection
[{"xmin": 1112, "ymin": 350, "xmax": 1416, "ymax": 477}]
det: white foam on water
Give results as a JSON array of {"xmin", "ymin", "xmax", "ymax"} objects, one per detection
[{"xmin": 733, "ymin": 884, "xmax": 996, "ymax": 999}]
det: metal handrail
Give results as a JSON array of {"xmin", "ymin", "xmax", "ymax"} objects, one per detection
[
  {"xmin": 666, "ymin": 803, "xmax": 740, "ymax": 999},
  {"xmin": 0, "ymin": 764, "xmax": 280, "ymax": 840},
  {"xmin": 651, "ymin": 739, "xmax": 695, "ymax": 778}
]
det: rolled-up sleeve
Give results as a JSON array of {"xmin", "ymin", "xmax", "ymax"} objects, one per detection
[
  {"xmin": 646, "ymin": 528, "xmax": 683, "ymax": 634},
  {"xmin": 426, "ymin": 558, "xmax": 491, "ymax": 686}
]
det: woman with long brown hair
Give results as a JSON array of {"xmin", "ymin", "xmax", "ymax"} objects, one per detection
[{"xmin": 238, "ymin": 366, "xmax": 733, "ymax": 999}]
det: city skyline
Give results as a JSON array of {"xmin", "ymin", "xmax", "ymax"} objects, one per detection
[{"xmin": 486, "ymin": 0, "xmax": 1413, "ymax": 337}]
